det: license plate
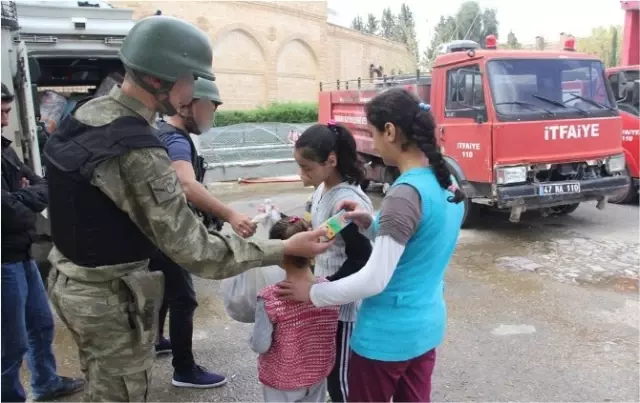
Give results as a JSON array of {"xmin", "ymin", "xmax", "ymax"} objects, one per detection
[{"xmin": 538, "ymin": 182, "xmax": 581, "ymax": 195}]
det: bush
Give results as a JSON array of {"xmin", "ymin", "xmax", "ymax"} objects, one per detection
[{"xmin": 215, "ymin": 102, "xmax": 318, "ymax": 127}]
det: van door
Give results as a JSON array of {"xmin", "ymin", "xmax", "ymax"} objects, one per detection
[
  {"xmin": 15, "ymin": 41, "xmax": 44, "ymax": 179},
  {"xmin": 438, "ymin": 64, "xmax": 493, "ymax": 183}
]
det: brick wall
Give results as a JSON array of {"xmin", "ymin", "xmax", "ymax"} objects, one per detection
[{"xmin": 112, "ymin": 1, "xmax": 415, "ymax": 110}]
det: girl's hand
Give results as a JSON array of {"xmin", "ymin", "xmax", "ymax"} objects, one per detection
[
  {"xmin": 336, "ymin": 200, "xmax": 373, "ymax": 229},
  {"xmin": 343, "ymin": 210, "xmax": 373, "ymax": 230},
  {"xmin": 275, "ymin": 280, "xmax": 313, "ymax": 302},
  {"xmin": 336, "ymin": 199, "xmax": 360, "ymax": 212}
]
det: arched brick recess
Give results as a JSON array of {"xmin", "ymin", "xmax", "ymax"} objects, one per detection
[
  {"xmin": 274, "ymin": 37, "xmax": 318, "ymax": 103},
  {"xmin": 212, "ymin": 25, "xmax": 268, "ymax": 109}
]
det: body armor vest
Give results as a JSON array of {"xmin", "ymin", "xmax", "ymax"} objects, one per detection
[
  {"xmin": 156, "ymin": 121, "xmax": 222, "ymax": 231},
  {"xmin": 43, "ymin": 115, "xmax": 164, "ymax": 267}
]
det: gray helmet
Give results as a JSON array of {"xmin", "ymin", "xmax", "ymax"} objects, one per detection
[
  {"xmin": 193, "ymin": 78, "xmax": 223, "ymax": 106},
  {"xmin": 119, "ymin": 16, "xmax": 215, "ymax": 82}
]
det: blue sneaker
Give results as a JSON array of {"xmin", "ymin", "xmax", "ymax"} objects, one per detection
[
  {"xmin": 155, "ymin": 337, "xmax": 172, "ymax": 356},
  {"xmin": 172, "ymin": 365, "xmax": 227, "ymax": 389}
]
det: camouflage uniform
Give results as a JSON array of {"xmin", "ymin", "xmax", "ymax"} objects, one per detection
[{"xmin": 46, "ymin": 17, "xmax": 284, "ymax": 402}]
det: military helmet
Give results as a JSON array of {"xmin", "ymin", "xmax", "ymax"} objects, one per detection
[
  {"xmin": 119, "ymin": 16, "xmax": 215, "ymax": 82},
  {"xmin": 193, "ymin": 78, "xmax": 223, "ymax": 105}
]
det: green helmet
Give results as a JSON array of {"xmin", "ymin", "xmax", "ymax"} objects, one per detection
[
  {"xmin": 193, "ymin": 78, "xmax": 223, "ymax": 105},
  {"xmin": 119, "ymin": 16, "xmax": 215, "ymax": 82}
]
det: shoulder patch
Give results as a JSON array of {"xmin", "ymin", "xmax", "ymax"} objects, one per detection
[{"xmin": 148, "ymin": 172, "xmax": 182, "ymax": 205}]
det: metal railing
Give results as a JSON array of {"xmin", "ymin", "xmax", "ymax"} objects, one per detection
[
  {"xmin": 199, "ymin": 122, "xmax": 314, "ymax": 168},
  {"xmin": 319, "ymin": 69, "xmax": 431, "ymax": 91}
]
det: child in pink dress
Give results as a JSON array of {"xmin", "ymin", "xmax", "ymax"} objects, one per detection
[{"xmin": 250, "ymin": 216, "xmax": 339, "ymax": 402}]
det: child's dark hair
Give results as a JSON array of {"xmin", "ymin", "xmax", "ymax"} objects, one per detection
[
  {"xmin": 269, "ymin": 215, "xmax": 311, "ymax": 268},
  {"xmin": 295, "ymin": 123, "xmax": 365, "ymax": 185},
  {"xmin": 365, "ymin": 88, "xmax": 466, "ymax": 204}
]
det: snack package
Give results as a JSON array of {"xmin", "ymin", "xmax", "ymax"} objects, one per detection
[{"xmin": 320, "ymin": 209, "xmax": 351, "ymax": 241}]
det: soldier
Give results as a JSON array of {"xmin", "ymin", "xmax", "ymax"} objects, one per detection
[
  {"xmin": 151, "ymin": 78, "xmax": 254, "ymax": 388},
  {"xmin": 43, "ymin": 16, "xmax": 331, "ymax": 402}
]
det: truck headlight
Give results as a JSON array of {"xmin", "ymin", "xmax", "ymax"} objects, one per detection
[
  {"xmin": 606, "ymin": 154, "xmax": 626, "ymax": 173},
  {"xmin": 496, "ymin": 166, "xmax": 527, "ymax": 185}
]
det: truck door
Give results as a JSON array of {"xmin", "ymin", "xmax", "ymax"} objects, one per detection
[{"xmin": 438, "ymin": 64, "xmax": 493, "ymax": 183}]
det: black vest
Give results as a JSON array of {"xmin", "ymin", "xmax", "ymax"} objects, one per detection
[
  {"xmin": 156, "ymin": 121, "xmax": 206, "ymax": 182},
  {"xmin": 156, "ymin": 121, "xmax": 223, "ymax": 231},
  {"xmin": 43, "ymin": 115, "xmax": 165, "ymax": 267}
]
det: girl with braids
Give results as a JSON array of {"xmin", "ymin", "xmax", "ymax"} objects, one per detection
[
  {"xmin": 277, "ymin": 88, "xmax": 465, "ymax": 402},
  {"xmin": 293, "ymin": 122, "xmax": 374, "ymax": 402}
]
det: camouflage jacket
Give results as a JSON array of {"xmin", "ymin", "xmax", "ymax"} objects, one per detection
[{"xmin": 50, "ymin": 86, "xmax": 284, "ymax": 281}]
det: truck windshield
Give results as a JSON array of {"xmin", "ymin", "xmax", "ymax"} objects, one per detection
[{"xmin": 487, "ymin": 59, "xmax": 616, "ymax": 122}]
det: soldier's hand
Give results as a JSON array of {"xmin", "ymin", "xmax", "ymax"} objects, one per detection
[
  {"xmin": 229, "ymin": 212, "xmax": 257, "ymax": 238},
  {"xmin": 283, "ymin": 228, "xmax": 334, "ymax": 258}
]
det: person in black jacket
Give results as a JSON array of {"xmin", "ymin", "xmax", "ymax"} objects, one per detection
[{"xmin": 1, "ymin": 83, "xmax": 84, "ymax": 402}]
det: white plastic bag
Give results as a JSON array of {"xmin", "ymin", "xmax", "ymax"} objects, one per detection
[{"xmin": 219, "ymin": 200, "xmax": 285, "ymax": 323}]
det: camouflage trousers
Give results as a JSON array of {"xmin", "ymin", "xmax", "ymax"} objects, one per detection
[{"xmin": 48, "ymin": 265, "xmax": 164, "ymax": 402}]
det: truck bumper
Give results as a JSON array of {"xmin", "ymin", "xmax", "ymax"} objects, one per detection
[{"xmin": 496, "ymin": 175, "xmax": 631, "ymax": 209}]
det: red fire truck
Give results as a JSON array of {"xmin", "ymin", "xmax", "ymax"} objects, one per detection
[
  {"xmin": 318, "ymin": 36, "xmax": 629, "ymax": 226},
  {"xmin": 606, "ymin": 0, "xmax": 639, "ymax": 204}
]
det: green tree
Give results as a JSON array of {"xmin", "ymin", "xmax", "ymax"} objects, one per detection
[
  {"xmin": 351, "ymin": 16, "xmax": 365, "ymax": 32},
  {"xmin": 380, "ymin": 7, "xmax": 397, "ymax": 40},
  {"xmin": 422, "ymin": 1, "xmax": 499, "ymax": 69},
  {"xmin": 397, "ymin": 3, "xmax": 419, "ymax": 63},
  {"xmin": 610, "ymin": 27, "xmax": 618, "ymax": 67},
  {"xmin": 365, "ymin": 13, "xmax": 380, "ymax": 35},
  {"xmin": 576, "ymin": 25, "xmax": 622, "ymax": 67}
]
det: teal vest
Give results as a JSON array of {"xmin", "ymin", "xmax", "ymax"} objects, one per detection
[{"xmin": 350, "ymin": 168, "xmax": 464, "ymax": 361}]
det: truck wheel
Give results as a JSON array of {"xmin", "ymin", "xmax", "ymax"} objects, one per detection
[
  {"xmin": 608, "ymin": 168, "xmax": 638, "ymax": 204},
  {"xmin": 548, "ymin": 203, "xmax": 580, "ymax": 216},
  {"xmin": 460, "ymin": 198, "xmax": 484, "ymax": 228}
]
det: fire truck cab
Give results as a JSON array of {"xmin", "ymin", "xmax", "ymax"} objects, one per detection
[
  {"xmin": 318, "ymin": 36, "xmax": 629, "ymax": 226},
  {"xmin": 606, "ymin": 0, "xmax": 640, "ymax": 204}
]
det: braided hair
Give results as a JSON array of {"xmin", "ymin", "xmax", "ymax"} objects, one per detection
[
  {"xmin": 365, "ymin": 88, "xmax": 465, "ymax": 204},
  {"xmin": 295, "ymin": 122, "xmax": 365, "ymax": 185}
]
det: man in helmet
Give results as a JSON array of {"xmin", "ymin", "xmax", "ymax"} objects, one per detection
[
  {"xmin": 150, "ymin": 79, "xmax": 254, "ymax": 388},
  {"xmin": 43, "ymin": 16, "xmax": 331, "ymax": 402}
]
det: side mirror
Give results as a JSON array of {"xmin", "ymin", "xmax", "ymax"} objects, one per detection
[{"xmin": 617, "ymin": 71, "xmax": 628, "ymax": 100}]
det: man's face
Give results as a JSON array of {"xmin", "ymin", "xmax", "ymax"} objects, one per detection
[
  {"xmin": 167, "ymin": 75, "xmax": 196, "ymax": 112},
  {"xmin": 190, "ymin": 98, "xmax": 217, "ymax": 134},
  {"xmin": 1, "ymin": 100, "xmax": 12, "ymax": 132}
]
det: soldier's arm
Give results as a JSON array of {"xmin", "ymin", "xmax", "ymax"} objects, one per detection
[
  {"xmin": 172, "ymin": 159, "xmax": 235, "ymax": 222},
  {"xmin": 92, "ymin": 147, "xmax": 284, "ymax": 279}
]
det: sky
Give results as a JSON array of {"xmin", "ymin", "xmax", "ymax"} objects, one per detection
[{"xmin": 327, "ymin": 0, "xmax": 624, "ymax": 53}]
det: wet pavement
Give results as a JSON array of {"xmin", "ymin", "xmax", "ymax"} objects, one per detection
[{"xmin": 31, "ymin": 182, "xmax": 639, "ymax": 402}]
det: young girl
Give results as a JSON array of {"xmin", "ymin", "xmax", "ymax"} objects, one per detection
[
  {"xmin": 249, "ymin": 216, "xmax": 340, "ymax": 402},
  {"xmin": 277, "ymin": 88, "xmax": 466, "ymax": 403},
  {"xmin": 294, "ymin": 122, "xmax": 374, "ymax": 402}
]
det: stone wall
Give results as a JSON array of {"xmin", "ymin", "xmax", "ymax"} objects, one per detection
[{"xmin": 112, "ymin": 1, "xmax": 415, "ymax": 109}]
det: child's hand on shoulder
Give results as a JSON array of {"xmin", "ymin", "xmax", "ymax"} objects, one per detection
[{"xmin": 275, "ymin": 279, "xmax": 313, "ymax": 302}]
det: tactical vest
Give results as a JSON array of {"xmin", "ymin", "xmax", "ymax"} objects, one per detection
[
  {"xmin": 43, "ymin": 115, "xmax": 164, "ymax": 268},
  {"xmin": 156, "ymin": 121, "xmax": 222, "ymax": 231},
  {"xmin": 156, "ymin": 121, "xmax": 206, "ymax": 182}
]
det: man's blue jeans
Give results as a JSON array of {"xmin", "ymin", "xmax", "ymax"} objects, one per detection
[{"xmin": 1, "ymin": 260, "xmax": 62, "ymax": 402}]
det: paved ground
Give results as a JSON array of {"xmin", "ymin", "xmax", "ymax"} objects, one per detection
[{"xmin": 30, "ymin": 183, "xmax": 639, "ymax": 402}]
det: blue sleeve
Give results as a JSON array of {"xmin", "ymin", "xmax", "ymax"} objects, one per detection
[{"xmin": 162, "ymin": 134, "xmax": 192, "ymax": 163}]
